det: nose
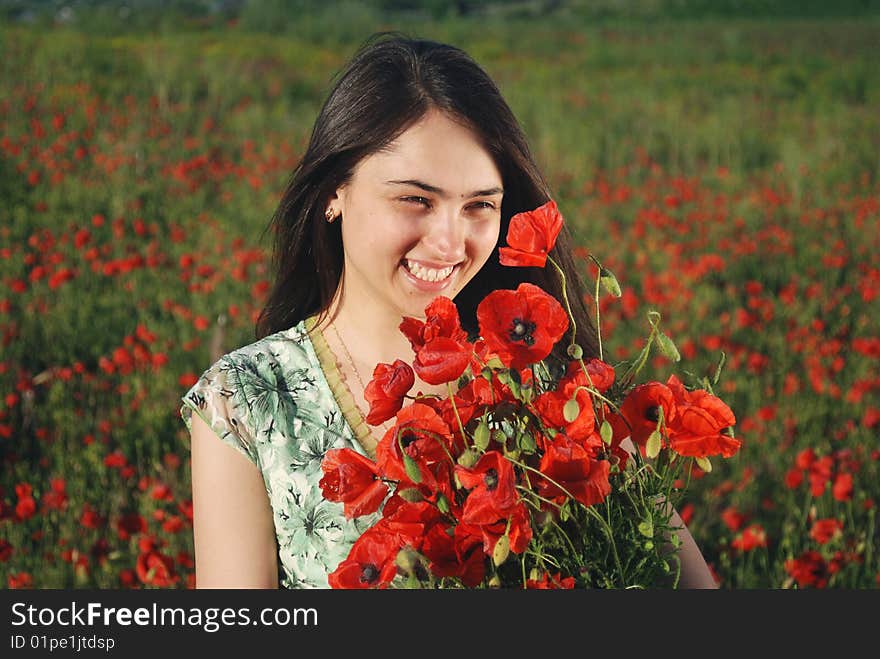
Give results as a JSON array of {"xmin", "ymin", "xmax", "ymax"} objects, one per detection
[{"xmin": 423, "ymin": 207, "xmax": 466, "ymax": 262}]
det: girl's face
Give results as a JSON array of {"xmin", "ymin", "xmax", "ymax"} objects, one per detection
[{"xmin": 332, "ymin": 109, "xmax": 503, "ymax": 321}]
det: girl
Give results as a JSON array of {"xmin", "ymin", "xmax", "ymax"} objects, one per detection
[{"xmin": 181, "ymin": 33, "xmax": 717, "ymax": 589}]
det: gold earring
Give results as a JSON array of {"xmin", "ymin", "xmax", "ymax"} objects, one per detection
[{"xmin": 325, "ymin": 208, "xmax": 335, "ymax": 222}]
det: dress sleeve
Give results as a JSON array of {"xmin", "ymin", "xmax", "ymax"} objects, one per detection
[{"xmin": 180, "ymin": 358, "xmax": 259, "ymax": 466}]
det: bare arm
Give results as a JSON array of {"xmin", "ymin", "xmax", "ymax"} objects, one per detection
[
  {"xmin": 190, "ymin": 413, "xmax": 278, "ymax": 588},
  {"xmin": 669, "ymin": 505, "xmax": 718, "ymax": 589}
]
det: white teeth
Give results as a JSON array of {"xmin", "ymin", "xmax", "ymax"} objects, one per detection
[{"xmin": 405, "ymin": 261, "xmax": 454, "ymax": 282}]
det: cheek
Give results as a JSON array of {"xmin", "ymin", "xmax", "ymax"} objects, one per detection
[{"xmin": 468, "ymin": 220, "xmax": 502, "ymax": 263}]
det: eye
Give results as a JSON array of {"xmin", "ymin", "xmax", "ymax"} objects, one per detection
[
  {"xmin": 401, "ymin": 196, "xmax": 431, "ymax": 208},
  {"xmin": 469, "ymin": 201, "xmax": 497, "ymax": 211}
]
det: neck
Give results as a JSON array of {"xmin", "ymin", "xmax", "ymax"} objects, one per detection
[{"xmin": 319, "ymin": 285, "xmax": 414, "ymax": 375}]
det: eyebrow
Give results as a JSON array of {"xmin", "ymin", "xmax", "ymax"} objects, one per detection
[{"xmin": 385, "ymin": 179, "xmax": 504, "ymax": 199}]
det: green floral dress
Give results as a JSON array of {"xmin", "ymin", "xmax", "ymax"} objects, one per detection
[{"xmin": 179, "ymin": 317, "xmax": 381, "ymax": 588}]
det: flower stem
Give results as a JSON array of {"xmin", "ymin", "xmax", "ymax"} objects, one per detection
[
  {"xmin": 447, "ymin": 381, "xmax": 468, "ymax": 447},
  {"xmin": 548, "ymin": 255, "xmax": 578, "ymax": 351},
  {"xmin": 592, "ymin": 261, "xmax": 604, "ymax": 361}
]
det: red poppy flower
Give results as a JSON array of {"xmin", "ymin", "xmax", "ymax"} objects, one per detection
[
  {"xmin": 399, "ymin": 296, "xmax": 469, "ymax": 352},
  {"xmin": 423, "ymin": 521, "xmax": 485, "ymax": 587},
  {"xmin": 447, "ymin": 375, "xmax": 499, "ymax": 427},
  {"xmin": 534, "ymin": 367, "xmax": 601, "ymax": 447},
  {"xmin": 400, "ymin": 297, "xmax": 471, "ymax": 385},
  {"xmin": 319, "ymin": 448, "xmax": 388, "ymax": 518},
  {"xmin": 327, "ymin": 526, "xmax": 402, "ymax": 589},
  {"xmin": 477, "ymin": 283, "xmax": 568, "ymax": 370},
  {"xmin": 455, "ymin": 451, "xmax": 519, "ymax": 525},
  {"xmin": 14, "ymin": 483, "xmax": 36, "ymax": 521},
  {"xmin": 810, "ymin": 518, "xmax": 843, "ymax": 545},
  {"xmin": 730, "ymin": 524, "xmax": 767, "ymax": 552},
  {"xmin": 412, "ymin": 336, "xmax": 471, "ymax": 385},
  {"xmin": 832, "ymin": 472, "xmax": 853, "ymax": 502},
  {"xmin": 0, "ymin": 538, "xmax": 12, "ymax": 563},
  {"xmin": 457, "ymin": 501, "xmax": 533, "ymax": 557},
  {"xmin": 116, "ymin": 513, "xmax": 147, "ymax": 541},
  {"xmin": 665, "ymin": 376, "xmax": 739, "ymax": 459},
  {"xmin": 582, "ymin": 358, "xmax": 616, "ymax": 393},
  {"xmin": 795, "ymin": 448, "xmax": 816, "ymax": 471},
  {"xmin": 498, "ymin": 200, "xmax": 564, "ymax": 268},
  {"xmin": 784, "ymin": 550, "xmax": 830, "ymax": 588},
  {"xmin": 136, "ymin": 548, "xmax": 178, "ymax": 587},
  {"xmin": 619, "ymin": 382, "xmax": 675, "ymax": 447},
  {"xmin": 536, "ymin": 435, "xmax": 611, "ymax": 508},
  {"xmin": 809, "ymin": 455, "xmax": 834, "ymax": 497},
  {"xmin": 41, "ymin": 478, "xmax": 68, "ymax": 511},
  {"xmin": 375, "ymin": 403, "xmax": 454, "ymax": 498},
  {"xmin": 526, "ymin": 571, "xmax": 576, "ymax": 589},
  {"xmin": 7, "ymin": 572, "xmax": 33, "ymax": 589},
  {"xmin": 721, "ymin": 506, "xmax": 746, "ymax": 532},
  {"xmin": 364, "ymin": 359, "xmax": 415, "ymax": 425}
]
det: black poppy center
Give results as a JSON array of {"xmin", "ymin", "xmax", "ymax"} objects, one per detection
[
  {"xmin": 509, "ymin": 318, "xmax": 537, "ymax": 347},
  {"xmin": 484, "ymin": 468, "xmax": 499, "ymax": 491},
  {"xmin": 400, "ymin": 432, "xmax": 418, "ymax": 449},
  {"xmin": 644, "ymin": 406, "xmax": 661, "ymax": 422},
  {"xmin": 360, "ymin": 563, "xmax": 380, "ymax": 584}
]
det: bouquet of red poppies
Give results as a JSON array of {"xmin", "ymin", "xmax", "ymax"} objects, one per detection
[{"xmin": 319, "ymin": 201, "xmax": 741, "ymax": 589}]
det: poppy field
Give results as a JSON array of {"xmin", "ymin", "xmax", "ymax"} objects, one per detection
[{"xmin": 1, "ymin": 14, "xmax": 878, "ymax": 589}]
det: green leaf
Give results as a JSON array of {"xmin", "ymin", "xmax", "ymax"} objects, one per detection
[
  {"xmin": 695, "ymin": 456, "xmax": 712, "ymax": 473},
  {"xmin": 646, "ymin": 431, "xmax": 662, "ymax": 459},
  {"xmin": 637, "ymin": 519, "xmax": 654, "ymax": 538},
  {"xmin": 563, "ymin": 398, "xmax": 580, "ymax": 423},
  {"xmin": 600, "ymin": 419, "xmax": 613, "ymax": 445}
]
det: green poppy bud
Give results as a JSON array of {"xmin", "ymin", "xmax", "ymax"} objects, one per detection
[
  {"xmin": 646, "ymin": 430, "xmax": 662, "ymax": 459},
  {"xmin": 563, "ymin": 398, "xmax": 580, "ymax": 423},
  {"xmin": 600, "ymin": 268, "xmax": 622, "ymax": 298},
  {"xmin": 600, "ymin": 419, "xmax": 613, "ymax": 445},
  {"xmin": 656, "ymin": 332, "xmax": 681, "ymax": 362},
  {"xmin": 473, "ymin": 420, "xmax": 490, "ymax": 451},
  {"xmin": 492, "ymin": 534, "xmax": 510, "ymax": 567}
]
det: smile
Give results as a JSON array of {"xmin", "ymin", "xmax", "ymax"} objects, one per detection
[{"xmin": 402, "ymin": 259, "xmax": 457, "ymax": 283}]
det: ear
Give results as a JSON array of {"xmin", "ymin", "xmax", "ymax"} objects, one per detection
[
  {"xmin": 324, "ymin": 187, "xmax": 346, "ymax": 223},
  {"xmin": 329, "ymin": 184, "xmax": 348, "ymax": 211}
]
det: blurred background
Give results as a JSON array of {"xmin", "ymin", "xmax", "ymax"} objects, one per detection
[{"xmin": 1, "ymin": 0, "xmax": 878, "ymax": 589}]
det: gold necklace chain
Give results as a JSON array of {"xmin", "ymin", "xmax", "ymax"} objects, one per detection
[
  {"xmin": 329, "ymin": 320, "xmax": 368, "ymax": 393},
  {"xmin": 328, "ymin": 320, "xmax": 397, "ymax": 437}
]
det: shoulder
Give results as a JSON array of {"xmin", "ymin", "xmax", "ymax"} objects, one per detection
[
  {"xmin": 181, "ymin": 320, "xmax": 320, "ymax": 427},
  {"xmin": 179, "ymin": 320, "xmax": 325, "ymax": 460},
  {"xmin": 208, "ymin": 322, "xmax": 317, "ymax": 390}
]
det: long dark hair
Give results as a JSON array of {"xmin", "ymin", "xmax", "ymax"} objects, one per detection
[{"xmin": 256, "ymin": 32, "xmax": 599, "ymax": 361}]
